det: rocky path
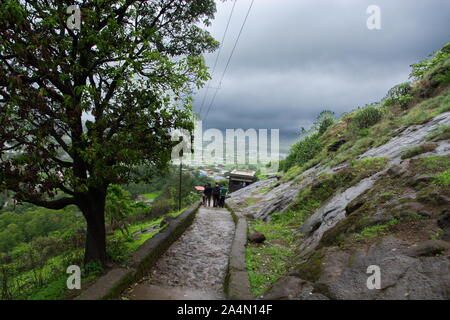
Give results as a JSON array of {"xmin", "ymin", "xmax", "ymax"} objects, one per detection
[{"xmin": 124, "ymin": 207, "xmax": 235, "ymax": 300}]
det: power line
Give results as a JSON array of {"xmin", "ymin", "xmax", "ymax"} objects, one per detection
[
  {"xmin": 198, "ymin": 0, "xmax": 237, "ymax": 118},
  {"xmin": 203, "ymin": 0, "xmax": 255, "ymax": 124}
]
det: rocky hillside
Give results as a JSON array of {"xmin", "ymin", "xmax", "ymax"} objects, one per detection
[{"xmin": 227, "ymin": 43, "xmax": 450, "ymax": 300}]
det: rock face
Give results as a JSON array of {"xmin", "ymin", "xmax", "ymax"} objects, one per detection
[
  {"xmin": 263, "ymin": 238, "xmax": 450, "ymax": 300},
  {"xmin": 227, "ymin": 111, "xmax": 450, "ymax": 300},
  {"xmin": 262, "ymin": 276, "xmax": 329, "ymax": 300},
  {"xmin": 312, "ymin": 238, "xmax": 450, "ymax": 300}
]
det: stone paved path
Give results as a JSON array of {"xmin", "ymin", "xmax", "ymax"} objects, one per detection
[{"xmin": 124, "ymin": 207, "xmax": 235, "ymax": 300}]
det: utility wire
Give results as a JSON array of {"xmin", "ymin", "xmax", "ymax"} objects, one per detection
[
  {"xmin": 198, "ymin": 0, "xmax": 237, "ymax": 118},
  {"xmin": 203, "ymin": 0, "xmax": 255, "ymax": 124}
]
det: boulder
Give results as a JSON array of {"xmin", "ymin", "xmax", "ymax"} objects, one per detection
[
  {"xmin": 417, "ymin": 191, "xmax": 450, "ymax": 206},
  {"xmin": 405, "ymin": 240, "xmax": 450, "ymax": 257},
  {"xmin": 248, "ymin": 232, "xmax": 266, "ymax": 243},
  {"xmin": 262, "ymin": 275, "xmax": 329, "ymax": 300},
  {"xmin": 244, "ymin": 212, "xmax": 255, "ymax": 220},
  {"xmin": 387, "ymin": 164, "xmax": 408, "ymax": 178}
]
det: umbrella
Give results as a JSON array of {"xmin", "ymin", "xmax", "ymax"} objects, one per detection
[{"xmin": 195, "ymin": 186, "xmax": 205, "ymax": 191}]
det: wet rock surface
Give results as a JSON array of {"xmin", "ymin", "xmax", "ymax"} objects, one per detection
[
  {"xmin": 317, "ymin": 237, "xmax": 450, "ymax": 300},
  {"xmin": 126, "ymin": 207, "xmax": 235, "ymax": 300}
]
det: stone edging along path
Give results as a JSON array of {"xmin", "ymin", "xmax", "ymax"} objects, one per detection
[
  {"xmin": 224, "ymin": 205, "xmax": 254, "ymax": 300},
  {"xmin": 76, "ymin": 203, "xmax": 200, "ymax": 300}
]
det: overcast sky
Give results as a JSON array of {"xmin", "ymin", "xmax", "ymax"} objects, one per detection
[{"xmin": 193, "ymin": 0, "xmax": 450, "ymax": 154}]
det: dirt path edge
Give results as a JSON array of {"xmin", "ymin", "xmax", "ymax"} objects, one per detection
[{"xmin": 225, "ymin": 205, "xmax": 254, "ymax": 300}]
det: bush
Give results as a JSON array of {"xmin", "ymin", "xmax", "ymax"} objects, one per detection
[
  {"xmin": 352, "ymin": 106, "xmax": 384, "ymax": 129},
  {"xmin": 315, "ymin": 110, "xmax": 336, "ymax": 135},
  {"xmin": 283, "ymin": 133, "xmax": 321, "ymax": 172},
  {"xmin": 383, "ymin": 82, "xmax": 413, "ymax": 109},
  {"xmin": 434, "ymin": 170, "xmax": 450, "ymax": 187},
  {"xmin": 281, "ymin": 110, "xmax": 336, "ymax": 172},
  {"xmin": 149, "ymin": 198, "xmax": 174, "ymax": 218},
  {"xmin": 410, "ymin": 42, "xmax": 450, "ymax": 80}
]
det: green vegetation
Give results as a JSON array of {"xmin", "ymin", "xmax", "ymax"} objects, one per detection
[
  {"xmin": 0, "ymin": 172, "xmax": 201, "ymax": 300},
  {"xmin": 410, "ymin": 42, "xmax": 450, "ymax": 80},
  {"xmin": 352, "ymin": 106, "xmax": 384, "ymax": 129},
  {"xmin": 434, "ymin": 170, "xmax": 450, "ymax": 187},
  {"xmin": 0, "ymin": 0, "xmax": 218, "ymax": 266},
  {"xmin": 417, "ymin": 156, "xmax": 450, "ymax": 173},
  {"xmin": 141, "ymin": 193, "xmax": 159, "ymax": 200},
  {"xmin": 353, "ymin": 218, "xmax": 399, "ymax": 240},
  {"xmin": 0, "ymin": 200, "xmax": 181, "ymax": 300},
  {"xmin": 247, "ymin": 213, "xmax": 300, "ymax": 296},
  {"xmin": 248, "ymin": 43, "xmax": 450, "ymax": 297},
  {"xmin": 383, "ymin": 82, "xmax": 413, "ymax": 110},
  {"xmin": 280, "ymin": 111, "xmax": 336, "ymax": 172},
  {"xmin": 247, "ymin": 157, "xmax": 389, "ymax": 295}
]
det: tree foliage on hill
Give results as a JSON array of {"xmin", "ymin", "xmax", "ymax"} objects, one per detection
[
  {"xmin": 410, "ymin": 42, "xmax": 450, "ymax": 80},
  {"xmin": 0, "ymin": 0, "xmax": 218, "ymax": 265}
]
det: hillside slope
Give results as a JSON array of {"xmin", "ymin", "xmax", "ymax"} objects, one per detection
[{"xmin": 227, "ymin": 44, "xmax": 450, "ymax": 300}]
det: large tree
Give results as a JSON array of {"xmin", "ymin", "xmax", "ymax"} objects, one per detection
[{"xmin": 0, "ymin": 0, "xmax": 218, "ymax": 265}]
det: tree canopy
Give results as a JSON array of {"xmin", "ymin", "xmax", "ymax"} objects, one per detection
[{"xmin": 0, "ymin": 0, "xmax": 219, "ymax": 264}]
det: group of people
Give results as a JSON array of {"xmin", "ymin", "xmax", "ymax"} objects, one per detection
[{"xmin": 202, "ymin": 183, "xmax": 228, "ymax": 208}]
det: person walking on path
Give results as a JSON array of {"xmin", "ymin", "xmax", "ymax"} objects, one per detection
[
  {"xmin": 219, "ymin": 184, "xmax": 228, "ymax": 208},
  {"xmin": 202, "ymin": 184, "xmax": 208, "ymax": 206},
  {"xmin": 204, "ymin": 183, "xmax": 212, "ymax": 207},
  {"xmin": 213, "ymin": 183, "xmax": 221, "ymax": 208}
]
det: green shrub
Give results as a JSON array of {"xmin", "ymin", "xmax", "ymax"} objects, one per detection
[
  {"xmin": 283, "ymin": 133, "xmax": 321, "ymax": 172},
  {"xmin": 383, "ymin": 82, "xmax": 413, "ymax": 109},
  {"xmin": 434, "ymin": 170, "xmax": 450, "ymax": 187},
  {"xmin": 315, "ymin": 110, "xmax": 336, "ymax": 136},
  {"xmin": 410, "ymin": 42, "xmax": 450, "ymax": 80},
  {"xmin": 352, "ymin": 106, "xmax": 384, "ymax": 129}
]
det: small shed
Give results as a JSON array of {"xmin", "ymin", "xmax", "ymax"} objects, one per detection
[{"xmin": 228, "ymin": 169, "xmax": 257, "ymax": 193}]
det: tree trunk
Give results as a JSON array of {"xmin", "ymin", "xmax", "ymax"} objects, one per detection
[{"xmin": 80, "ymin": 189, "xmax": 108, "ymax": 266}]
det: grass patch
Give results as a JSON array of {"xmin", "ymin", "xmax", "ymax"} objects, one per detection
[
  {"xmin": 417, "ymin": 155, "xmax": 450, "ymax": 173},
  {"xmin": 434, "ymin": 170, "xmax": 450, "ymax": 187},
  {"xmin": 246, "ymin": 245, "xmax": 294, "ymax": 297},
  {"xmin": 246, "ymin": 210, "xmax": 305, "ymax": 296},
  {"xmin": 140, "ymin": 193, "xmax": 159, "ymax": 200},
  {"xmin": 352, "ymin": 218, "xmax": 400, "ymax": 240}
]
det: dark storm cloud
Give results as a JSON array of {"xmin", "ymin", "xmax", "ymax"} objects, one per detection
[{"xmin": 194, "ymin": 0, "xmax": 450, "ymax": 154}]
